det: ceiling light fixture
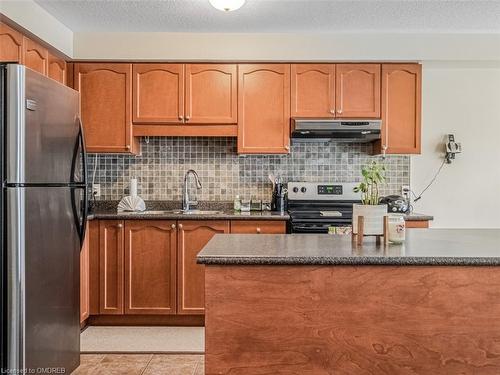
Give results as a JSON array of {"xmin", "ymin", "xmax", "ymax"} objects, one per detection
[{"xmin": 209, "ymin": 0, "xmax": 246, "ymax": 12}]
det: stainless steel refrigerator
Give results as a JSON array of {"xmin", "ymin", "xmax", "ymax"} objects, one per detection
[{"xmin": 0, "ymin": 64, "xmax": 87, "ymax": 373}]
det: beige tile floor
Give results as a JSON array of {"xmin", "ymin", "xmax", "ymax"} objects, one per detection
[{"xmin": 71, "ymin": 354, "xmax": 204, "ymax": 375}]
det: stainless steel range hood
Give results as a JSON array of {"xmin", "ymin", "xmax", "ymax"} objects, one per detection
[{"xmin": 291, "ymin": 118, "xmax": 382, "ymax": 142}]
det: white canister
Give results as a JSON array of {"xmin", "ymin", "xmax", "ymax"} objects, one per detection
[{"xmin": 388, "ymin": 214, "xmax": 406, "ymax": 243}]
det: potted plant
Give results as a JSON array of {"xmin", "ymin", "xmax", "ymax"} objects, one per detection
[{"xmin": 352, "ymin": 161, "xmax": 388, "ymax": 235}]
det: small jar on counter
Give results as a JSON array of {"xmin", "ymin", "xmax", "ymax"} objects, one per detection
[
  {"xmin": 240, "ymin": 199, "xmax": 251, "ymax": 212},
  {"xmin": 388, "ymin": 214, "xmax": 406, "ymax": 244},
  {"xmin": 233, "ymin": 195, "xmax": 241, "ymax": 211}
]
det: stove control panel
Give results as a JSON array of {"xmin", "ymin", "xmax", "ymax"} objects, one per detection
[
  {"xmin": 288, "ymin": 182, "xmax": 359, "ymax": 201},
  {"xmin": 318, "ymin": 185, "xmax": 343, "ymax": 195}
]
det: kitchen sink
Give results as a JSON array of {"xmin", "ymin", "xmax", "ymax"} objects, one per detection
[{"xmin": 119, "ymin": 209, "xmax": 222, "ymax": 215}]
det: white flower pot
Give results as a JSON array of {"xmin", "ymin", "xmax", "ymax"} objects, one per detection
[{"xmin": 352, "ymin": 204, "xmax": 388, "ymax": 235}]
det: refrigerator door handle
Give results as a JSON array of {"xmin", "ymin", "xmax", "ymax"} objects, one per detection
[
  {"xmin": 70, "ymin": 118, "xmax": 88, "ymax": 247},
  {"xmin": 78, "ymin": 118, "xmax": 88, "ymax": 244}
]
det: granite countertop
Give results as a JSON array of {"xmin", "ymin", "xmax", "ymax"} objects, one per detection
[
  {"xmin": 197, "ymin": 229, "xmax": 500, "ymax": 266},
  {"xmin": 88, "ymin": 200, "xmax": 289, "ymax": 221},
  {"xmin": 88, "ymin": 200, "xmax": 432, "ymax": 222},
  {"xmin": 404, "ymin": 212, "xmax": 434, "ymax": 221}
]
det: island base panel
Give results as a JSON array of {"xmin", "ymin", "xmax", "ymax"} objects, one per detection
[{"xmin": 205, "ymin": 265, "xmax": 500, "ymax": 374}]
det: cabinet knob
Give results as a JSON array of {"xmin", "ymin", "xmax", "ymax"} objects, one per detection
[
  {"xmin": 284, "ymin": 145, "xmax": 290, "ymax": 151},
  {"xmin": 256, "ymin": 227, "xmax": 261, "ymax": 233},
  {"xmin": 179, "ymin": 116, "xmax": 184, "ymax": 121},
  {"xmin": 125, "ymin": 145, "xmax": 131, "ymax": 150},
  {"xmin": 178, "ymin": 223, "xmax": 183, "ymax": 229},
  {"xmin": 185, "ymin": 116, "xmax": 190, "ymax": 121},
  {"xmin": 330, "ymin": 109, "xmax": 335, "ymax": 115},
  {"xmin": 171, "ymin": 223, "xmax": 176, "ymax": 229},
  {"xmin": 117, "ymin": 223, "xmax": 123, "ymax": 228},
  {"xmin": 337, "ymin": 109, "xmax": 343, "ymax": 114}
]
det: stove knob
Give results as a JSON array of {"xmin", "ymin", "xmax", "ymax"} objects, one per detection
[
  {"xmin": 301, "ymin": 187, "xmax": 307, "ymax": 193},
  {"xmin": 292, "ymin": 187, "xmax": 299, "ymax": 193}
]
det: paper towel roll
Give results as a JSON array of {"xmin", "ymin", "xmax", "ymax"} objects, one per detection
[{"xmin": 130, "ymin": 178, "xmax": 138, "ymax": 197}]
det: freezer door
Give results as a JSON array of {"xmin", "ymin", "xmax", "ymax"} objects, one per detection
[
  {"xmin": 5, "ymin": 65, "xmax": 82, "ymax": 184},
  {"xmin": 6, "ymin": 186, "xmax": 80, "ymax": 373}
]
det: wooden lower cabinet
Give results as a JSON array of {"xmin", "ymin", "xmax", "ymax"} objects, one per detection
[
  {"xmin": 124, "ymin": 221, "xmax": 177, "ymax": 314},
  {"xmin": 80, "ymin": 226, "xmax": 90, "ymax": 324},
  {"xmin": 231, "ymin": 220, "xmax": 286, "ymax": 234},
  {"xmin": 90, "ymin": 219, "xmax": 288, "ymax": 319},
  {"xmin": 406, "ymin": 220, "xmax": 429, "ymax": 229},
  {"xmin": 99, "ymin": 220, "xmax": 125, "ymax": 315},
  {"xmin": 177, "ymin": 221, "xmax": 230, "ymax": 315}
]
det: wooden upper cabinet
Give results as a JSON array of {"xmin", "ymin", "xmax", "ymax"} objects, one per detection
[
  {"xmin": 75, "ymin": 63, "xmax": 139, "ymax": 154},
  {"xmin": 177, "ymin": 220, "xmax": 229, "ymax": 315},
  {"xmin": 336, "ymin": 64, "xmax": 381, "ymax": 118},
  {"xmin": 124, "ymin": 221, "xmax": 177, "ymax": 315},
  {"xmin": 99, "ymin": 220, "xmax": 124, "ymax": 315},
  {"xmin": 80, "ymin": 227, "xmax": 90, "ymax": 324},
  {"xmin": 291, "ymin": 64, "xmax": 335, "ymax": 118},
  {"xmin": 185, "ymin": 64, "xmax": 237, "ymax": 124},
  {"xmin": 379, "ymin": 64, "xmax": 422, "ymax": 154},
  {"xmin": 238, "ymin": 64, "xmax": 291, "ymax": 154},
  {"xmin": 0, "ymin": 22, "xmax": 23, "ymax": 63},
  {"xmin": 22, "ymin": 37, "xmax": 48, "ymax": 75},
  {"xmin": 133, "ymin": 63, "xmax": 184, "ymax": 124},
  {"xmin": 47, "ymin": 53, "xmax": 66, "ymax": 85}
]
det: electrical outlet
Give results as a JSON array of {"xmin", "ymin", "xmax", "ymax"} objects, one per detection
[
  {"xmin": 92, "ymin": 183, "xmax": 101, "ymax": 198},
  {"xmin": 401, "ymin": 185, "xmax": 410, "ymax": 199}
]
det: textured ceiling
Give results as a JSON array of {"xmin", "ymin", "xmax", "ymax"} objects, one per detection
[{"xmin": 32, "ymin": 0, "xmax": 500, "ymax": 33}]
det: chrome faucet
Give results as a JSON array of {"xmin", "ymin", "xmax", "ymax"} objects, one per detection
[{"xmin": 182, "ymin": 169, "xmax": 202, "ymax": 212}]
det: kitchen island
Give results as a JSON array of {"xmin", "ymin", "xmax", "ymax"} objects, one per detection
[{"xmin": 198, "ymin": 230, "xmax": 500, "ymax": 374}]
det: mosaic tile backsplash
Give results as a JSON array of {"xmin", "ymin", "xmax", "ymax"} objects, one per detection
[{"xmin": 88, "ymin": 137, "xmax": 410, "ymax": 201}]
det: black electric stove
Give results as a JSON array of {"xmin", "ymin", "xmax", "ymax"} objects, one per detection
[{"xmin": 287, "ymin": 182, "xmax": 361, "ymax": 234}]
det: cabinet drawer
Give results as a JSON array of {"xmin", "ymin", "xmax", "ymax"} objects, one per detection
[{"xmin": 231, "ymin": 220, "xmax": 286, "ymax": 234}]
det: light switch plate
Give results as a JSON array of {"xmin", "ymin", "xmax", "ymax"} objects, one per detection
[{"xmin": 401, "ymin": 185, "xmax": 410, "ymax": 199}]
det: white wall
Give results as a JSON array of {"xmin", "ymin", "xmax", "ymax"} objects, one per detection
[
  {"xmin": 412, "ymin": 61, "xmax": 500, "ymax": 228},
  {"xmin": 73, "ymin": 32, "xmax": 500, "ymax": 61},
  {"xmin": 0, "ymin": 0, "xmax": 73, "ymax": 56}
]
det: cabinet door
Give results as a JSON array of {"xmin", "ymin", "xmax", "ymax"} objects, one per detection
[
  {"xmin": 291, "ymin": 64, "xmax": 335, "ymax": 118},
  {"xmin": 335, "ymin": 64, "xmax": 381, "ymax": 118},
  {"xmin": 0, "ymin": 22, "xmax": 23, "ymax": 63},
  {"xmin": 22, "ymin": 37, "xmax": 48, "ymax": 75},
  {"xmin": 80, "ymin": 227, "xmax": 90, "ymax": 324},
  {"xmin": 124, "ymin": 221, "xmax": 177, "ymax": 315},
  {"xmin": 48, "ymin": 53, "xmax": 67, "ymax": 85},
  {"xmin": 230, "ymin": 220, "xmax": 286, "ymax": 234},
  {"xmin": 380, "ymin": 64, "xmax": 422, "ymax": 154},
  {"xmin": 75, "ymin": 63, "xmax": 138, "ymax": 154},
  {"xmin": 132, "ymin": 63, "xmax": 184, "ymax": 124},
  {"xmin": 177, "ymin": 221, "xmax": 229, "ymax": 315},
  {"xmin": 185, "ymin": 64, "xmax": 237, "ymax": 124},
  {"xmin": 238, "ymin": 64, "xmax": 290, "ymax": 154},
  {"xmin": 99, "ymin": 220, "xmax": 124, "ymax": 315}
]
